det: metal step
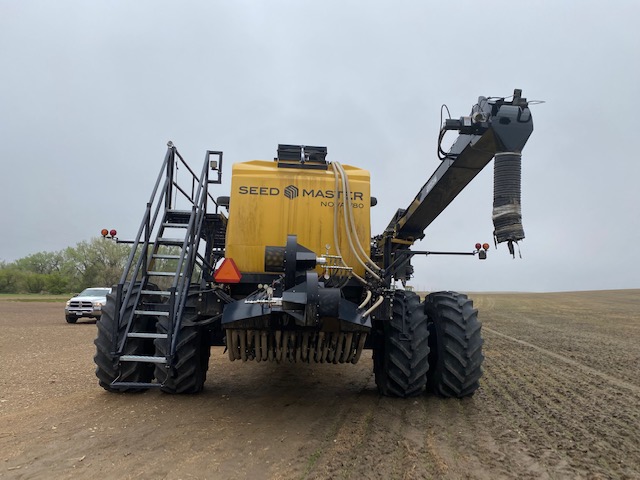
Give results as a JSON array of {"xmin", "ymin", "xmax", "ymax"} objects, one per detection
[
  {"xmin": 140, "ymin": 289, "xmax": 172, "ymax": 296},
  {"xmin": 156, "ymin": 237, "xmax": 186, "ymax": 246},
  {"xmin": 110, "ymin": 381, "xmax": 163, "ymax": 389},
  {"xmin": 165, "ymin": 210, "xmax": 192, "ymax": 224},
  {"xmin": 120, "ymin": 355, "xmax": 167, "ymax": 364},
  {"xmin": 127, "ymin": 332, "xmax": 168, "ymax": 339},
  {"xmin": 163, "ymin": 223, "xmax": 188, "ymax": 229},
  {"xmin": 152, "ymin": 254, "xmax": 182, "ymax": 260},
  {"xmin": 147, "ymin": 271, "xmax": 183, "ymax": 277},
  {"xmin": 134, "ymin": 309, "xmax": 170, "ymax": 316}
]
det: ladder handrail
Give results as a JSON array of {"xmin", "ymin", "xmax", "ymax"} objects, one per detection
[
  {"xmin": 118, "ymin": 148, "xmax": 172, "ymax": 286},
  {"xmin": 169, "ymin": 152, "xmax": 217, "ymax": 354},
  {"xmin": 114, "ymin": 148, "xmax": 174, "ymax": 353}
]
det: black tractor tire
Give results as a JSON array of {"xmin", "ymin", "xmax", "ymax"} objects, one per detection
[
  {"xmin": 424, "ymin": 291, "xmax": 484, "ymax": 398},
  {"xmin": 373, "ymin": 290, "xmax": 430, "ymax": 398},
  {"xmin": 93, "ymin": 283, "xmax": 159, "ymax": 392},
  {"xmin": 65, "ymin": 315, "xmax": 78, "ymax": 324},
  {"xmin": 154, "ymin": 292, "xmax": 210, "ymax": 394}
]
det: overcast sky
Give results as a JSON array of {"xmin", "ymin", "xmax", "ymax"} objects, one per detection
[{"xmin": 1, "ymin": 1, "xmax": 638, "ymax": 292}]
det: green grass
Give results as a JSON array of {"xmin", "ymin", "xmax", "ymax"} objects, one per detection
[
  {"xmin": 0, "ymin": 293, "xmax": 71, "ymax": 303},
  {"xmin": 302, "ymin": 449, "xmax": 323, "ymax": 479}
]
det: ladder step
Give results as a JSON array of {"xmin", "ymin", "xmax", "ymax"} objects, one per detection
[
  {"xmin": 147, "ymin": 271, "xmax": 183, "ymax": 277},
  {"xmin": 152, "ymin": 254, "xmax": 182, "ymax": 260},
  {"xmin": 163, "ymin": 223, "xmax": 188, "ymax": 228},
  {"xmin": 127, "ymin": 332, "xmax": 168, "ymax": 339},
  {"xmin": 110, "ymin": 381, "xmax": 163, "ymax": 389},
  {"xmin": 134, "ymin": 309, "xmax": 170, "ymax": 316},
  {"xmin": 140, "ymin": 289, "xmax": 172, "ymax": 296},
  {"xmin": 120, "ymin": 355, "xmax": 167, "ymax": 364},
  {"xmin": 156, "ymin": 237, "xmax": 186, "ymax": 246}
]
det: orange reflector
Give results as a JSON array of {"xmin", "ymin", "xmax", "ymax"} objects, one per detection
[
  {"xmin": 101, "ymin": 229, "xmax": 109, "ymax": 237},
  {"xmin": 482, "ymin": 243, "xmax": 490, "ymax": 250},
  {"xmin": 214, "ymin": 258, "xmax": 242, "ymax": 283}
]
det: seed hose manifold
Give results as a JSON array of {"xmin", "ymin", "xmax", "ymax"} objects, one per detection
[{"xmin": 225, "ymin": 329, "xmax": 368, "ymax": 364}]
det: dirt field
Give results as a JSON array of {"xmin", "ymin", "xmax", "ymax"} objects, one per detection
[{"xmin": 1, "ymin": 290, "xmax": 639, "ymax": 479}]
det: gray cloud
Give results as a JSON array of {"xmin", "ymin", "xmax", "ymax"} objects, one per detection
[{"xmin": 1, "ymin": 1, "xmax": 638, "ymax": 292}]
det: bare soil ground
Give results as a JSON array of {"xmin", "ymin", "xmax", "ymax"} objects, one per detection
[{"xmin": 1, "ymin": 290, "xmax": 639, "ymax": 479}]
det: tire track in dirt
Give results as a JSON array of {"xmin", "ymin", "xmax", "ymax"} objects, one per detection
[
  {"xmin": 419, "ymin": 393, "xmax": 547, "ymax": 480},
  {"xmin": 476, "ymin": 291, "xmax": 640, "ymax": 389},
  {"xmin": 473, "ymin": 351, "xmax": 577, "ymax": 479},
  {"xmin": 485, "ymin": 318, "xmax": 640, "ymax": 388},
  {"xmin": 483, "ymin": 329, "xmax": 640, "ymax": 479},
  {"xmin": 484, "ymin": 327, "xmax": 640, "ymax": 395},
  {"xmin": 287, "ymin": 374, "xmax": 442, "ymax": 480}
]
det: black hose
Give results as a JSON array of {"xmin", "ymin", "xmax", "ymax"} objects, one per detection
[{"xmin": 492, "ymin": 153, "xmax": 524, "ymax": 250}]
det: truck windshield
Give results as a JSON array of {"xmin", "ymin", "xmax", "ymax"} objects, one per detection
[{"xmin": 79, "ymin": 288, "xmax": 110, "ymax": 296}]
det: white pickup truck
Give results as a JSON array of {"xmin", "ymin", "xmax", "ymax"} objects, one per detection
[{"xmin": 65, "ymin": 287, "xmax": 112, "ymax": 323}]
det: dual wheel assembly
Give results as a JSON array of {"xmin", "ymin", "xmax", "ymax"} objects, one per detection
[{"xmin": 373, "ymin": 290, "xmax": 484, "ymax": 398}]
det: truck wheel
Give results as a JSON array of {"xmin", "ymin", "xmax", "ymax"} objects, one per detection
[
  {"xmin": 373, "ymin": 290, "xmax": 429, "ymax": 398},
  {"xmin": 154, "ymin": 292, "xmax": 210, "ymax": 394},
  {"xmin": 424, "ymin": 291, "xmax": 484, "ymax": 398},
  {"xmin": 93, "ymin": 283, "xmax": 158, "ymax": 392},
  {"xmin": 65, "ymin": 315, "xmax": 77, "ymax": 324}
]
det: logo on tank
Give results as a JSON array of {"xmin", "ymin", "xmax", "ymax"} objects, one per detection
[
  {"xmin": 237, "ymin": 185, "xmax": 365, "ymax": 204},
  {"xmin": 284, "ymin": 185, "xmax": 299, "ymax": 200}
]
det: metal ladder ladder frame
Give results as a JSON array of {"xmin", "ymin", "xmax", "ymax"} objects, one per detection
[{"xmin": 108, "ymin": 144, "xmax": 224, "ymax": 388}]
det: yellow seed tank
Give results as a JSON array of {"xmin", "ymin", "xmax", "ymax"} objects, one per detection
[{"xmin": 225, "ymin": 160, "xmax": 371, "ymax": 277}]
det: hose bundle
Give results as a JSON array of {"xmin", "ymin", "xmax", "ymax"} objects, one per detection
[
  {"xmin": 331, "ymin": 162, "xmax": 383, "ymax": 315},
  {"xmin": 331, "ymin": 162, "xmax": 382, "ymax": 283}
]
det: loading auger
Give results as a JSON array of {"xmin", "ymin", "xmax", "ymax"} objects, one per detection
[
  {"xmin": 377, "ymin": 88, "xmax": 533, "ymax": 278},
  {"xmin": 94, "ymin": 89, "xmax": 534, "ymax": 398}
]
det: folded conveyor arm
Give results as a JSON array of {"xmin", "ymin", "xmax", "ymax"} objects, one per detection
[{"xmin": 386, "ymin": 89, "xmax": 534, "ymax": 251}]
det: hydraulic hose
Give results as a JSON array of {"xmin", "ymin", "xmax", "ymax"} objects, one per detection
[
  {"xmin": 333, "ymin": 162, "xmax": 382, "ymax": 281},
  {"xmin": 335, "ymin": 163, "xmax": 381, "ymax": 269},
  {"xmin": 358, "ymin": 290, "xmax": 372, "ymax": 310},
  {"xmin": 362, "ymin": 295, "xmax": 384, "ymax": 318},
  {"xmin": 332, "ymin": 166, "xmax": 366, "ymax": 285},
  {"xmin": 334, "ymin": 166, "xmax": 381, "ymax": 281}
]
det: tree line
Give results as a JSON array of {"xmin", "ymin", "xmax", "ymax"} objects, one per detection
[{"xmin": 0, "ymin": 238, "xmax": 132, "ymax": 294}]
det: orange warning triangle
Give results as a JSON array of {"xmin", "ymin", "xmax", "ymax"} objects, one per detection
[{"xmin": 214, "ymin": 258, "xmax": 242, "ymax": 283}]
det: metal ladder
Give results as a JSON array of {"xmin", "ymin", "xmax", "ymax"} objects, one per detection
[{"xmin": 109, "ymin": 143, "xmax": 224, "ymax": 389}]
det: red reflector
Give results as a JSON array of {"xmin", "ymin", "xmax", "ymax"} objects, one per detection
[
  {"xmin": 475, "ymin": 243, "xmax": 482, "ymax": 250},
  {"xmin": 214, "ymin": 258, "xmax": 242, "ymax": 283},
  {"xmin": 110, "ymin": 229, "xmax": 117, "ymax": 237}
]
